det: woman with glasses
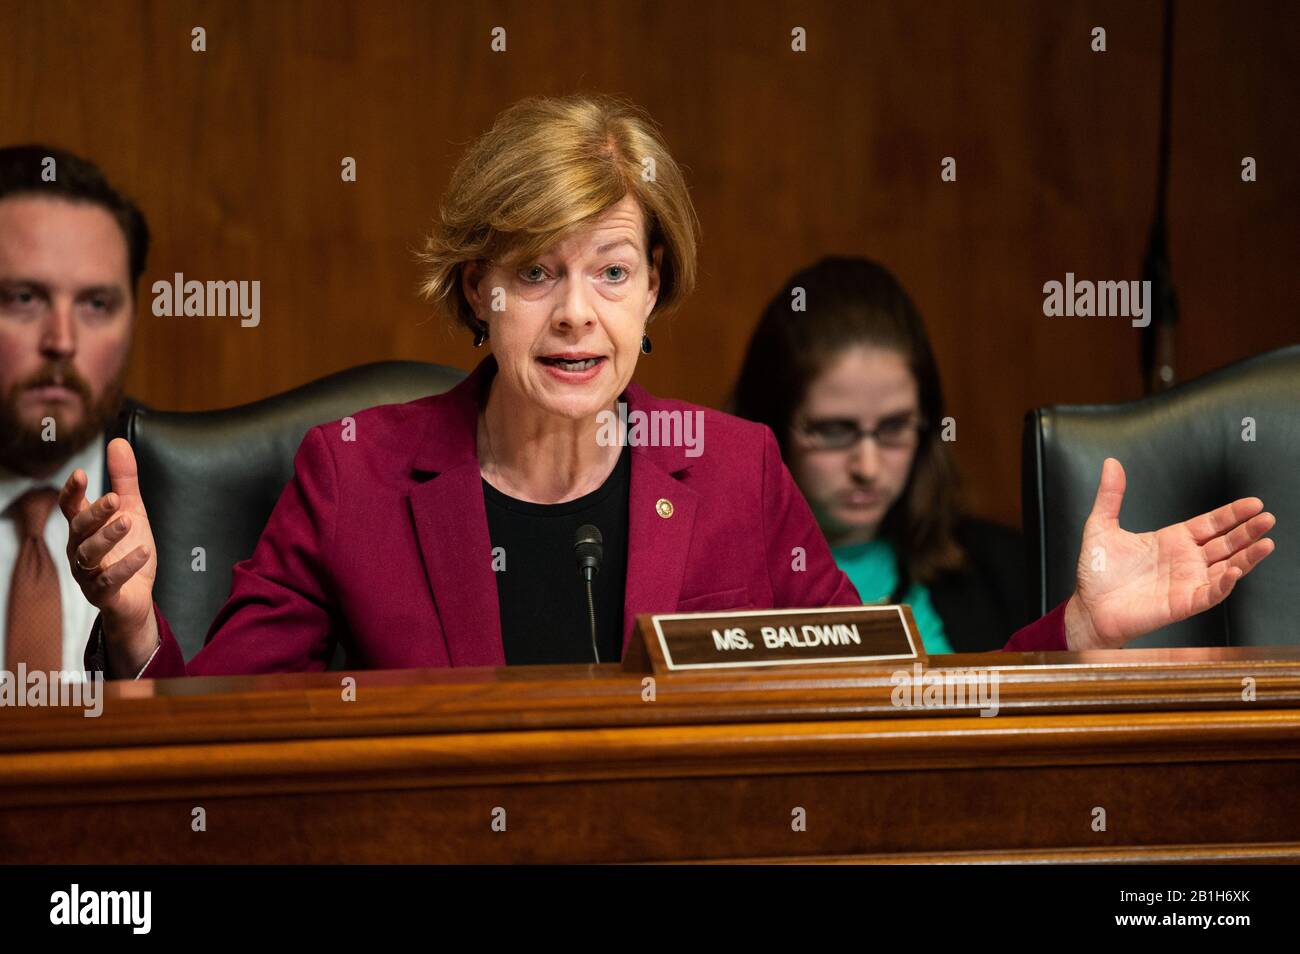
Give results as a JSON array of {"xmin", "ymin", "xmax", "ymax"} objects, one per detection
[{"xmin": 734, "ymin": 256, "xmax": 1041, "ymax": 653}]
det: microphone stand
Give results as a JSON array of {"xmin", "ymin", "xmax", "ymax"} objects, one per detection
[{"xmin": 1140, "ymin": 0, "xmax": 1179, "ymax": 393}]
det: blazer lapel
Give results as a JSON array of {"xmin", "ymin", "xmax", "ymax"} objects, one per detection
[
  {"xmin": 622, "ymin": 444, "xmax": 698, "ymax": 651},
  {"xmin": 409, "ymin": 461, "xmax": 505, "ymax": 666},
  {"xmin": 408, "ymin": 356, "xmax": 505, "ymax": 666},
  {"xmin": 619, "ymin": 381, "xmax": 700, "ymax": 651}
]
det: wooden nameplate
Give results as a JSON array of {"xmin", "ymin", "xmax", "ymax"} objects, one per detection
[{"xmin": 623, "ymin": 604, "xmax": 925, "ymax": 674}]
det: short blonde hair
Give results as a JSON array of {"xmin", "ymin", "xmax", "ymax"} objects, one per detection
[{"xmin": 419, "ymin": 93, "xmax": 700, "ymax": 334}]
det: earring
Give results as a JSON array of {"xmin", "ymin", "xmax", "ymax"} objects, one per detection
[
  {"xmin": 640, "ymin": 333, "xmax": 652, "ymax": 354},
  {"xmin": 473, "ymin": 322, "xmax": 488, "ymax": 348}
]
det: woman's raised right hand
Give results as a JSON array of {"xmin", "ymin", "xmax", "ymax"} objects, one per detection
[{"xmin": 59, "ymin": 437, "xmax": 160, "ymax": 676}]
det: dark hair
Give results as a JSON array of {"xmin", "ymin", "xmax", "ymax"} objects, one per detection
[
  {"xmin": 0, "ymin": 144, "xmax": 150, "ymax": 287},
  {"xmin": 732, "ymin": 256, "xmax": 965, "ymax": 592}
]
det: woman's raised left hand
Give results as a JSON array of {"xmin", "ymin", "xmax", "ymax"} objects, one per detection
[{"xmin": 1064, "ymin": 458, "xmax": 1276, "ymax": 650}]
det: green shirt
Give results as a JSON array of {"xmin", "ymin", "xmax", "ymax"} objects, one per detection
[{"xmin": 831, "ymin": 538, "xmax": 954, "ymax": 656}]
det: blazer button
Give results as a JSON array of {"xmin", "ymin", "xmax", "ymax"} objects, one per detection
[{"xmin": 656, "ymin": 498, "xmax": 674, "ymax": 518}]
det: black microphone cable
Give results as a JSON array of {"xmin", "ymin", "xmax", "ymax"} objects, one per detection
[{"xmin": 574, "ymin": 524, "xmax": 604, "ymax": 663}]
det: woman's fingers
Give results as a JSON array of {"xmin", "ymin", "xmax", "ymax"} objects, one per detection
[
  {"xmin": 105, "ymin": 437, "xmax": 143, "ymax": 500},
  {"xmin": 1229, "ymin": 536, "xmax": 1275, "ymax": 576},
  {"xmin": 1206, "ymin": 538, "xmax": 1275, "ymax": 597},
  {"xmin": 1085, "ymin": 457, "xmax": 1126, "ymax": 529},
  {"xmin": 73, "ymin": 512, "xmax": 133, "ymax": 572},
  {"xmin": 58, "ymin": 467, "xmax": 90, "ymax": 523},
  {"xmin": 67, "ymin": 491, "xmax": 122, "ymax": 548},
  {"xmin": 1200, "ymin": 511, "xmax": 1276, "ymax": 566},
  {"xmin": 1210, "ymin": 566, "xmax": 1242, "ymax": 603},
  {"xmin": 83, "ymin": 545, "xmax": 151, "ymax": 600},
  {"xmin": 1184, "ymin": 496, "xmax": 1265, "ymax": 545},
  {"xmin": 58, "ymin": 460, "xmax": 153, "ymax": 614}
]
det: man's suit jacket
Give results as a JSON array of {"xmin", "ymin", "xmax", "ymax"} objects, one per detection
[{"xmin": 90, "ymin": 355, "xmax": 1067, "ymax": 677}]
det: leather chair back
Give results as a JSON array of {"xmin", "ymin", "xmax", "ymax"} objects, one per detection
[{"xmin": 1022, "ymin": 345, "xmax": 1299, "ymax": 647}]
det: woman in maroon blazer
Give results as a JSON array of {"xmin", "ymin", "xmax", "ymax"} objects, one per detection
[{"xmin": 58, "ymin": 94, "xmax": 1275, "ymax": 678}]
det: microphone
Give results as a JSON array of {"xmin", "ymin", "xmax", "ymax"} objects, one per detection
[
  {"xmin": 574, "ymin": 525, "xmax": 603, "ymax": 663},
  {"xmin": 575, "ymin": 524, "xmax": 603, "ymax": 581}
]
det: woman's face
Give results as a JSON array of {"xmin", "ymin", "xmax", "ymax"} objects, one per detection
[
  {"xmin": 463, "ymin": 194, "xmax": 662, "ymax": 422},
  {"xmin": 787, "ymin": 344, "xmax": 923, "ymax": 548}
]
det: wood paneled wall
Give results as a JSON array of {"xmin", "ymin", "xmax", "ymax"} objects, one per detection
[{"xmin": 1, "ymin": 0, "xmax": 1295, "ymax": 524}]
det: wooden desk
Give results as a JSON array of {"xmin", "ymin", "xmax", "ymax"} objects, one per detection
[{"xmin": 4, "ymin": 647, "xmax": 1300, "ymax": 863}]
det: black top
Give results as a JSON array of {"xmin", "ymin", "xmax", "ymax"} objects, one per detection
[
  {"xmin": 482, "ymin": 443, "xmax": 631, "ymax": 665},
  {"xmin": 928, "ymin": 518, "xmax": 1033, "ymax": 652}
]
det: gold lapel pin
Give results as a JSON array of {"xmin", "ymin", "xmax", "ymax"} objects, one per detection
[{"xmin": 655, "ymin": 498, "xmax": 674, "ymax": 519}]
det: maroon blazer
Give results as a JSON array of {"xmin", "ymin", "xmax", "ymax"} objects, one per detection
[{"xmin": 89, "ymin": 354, "xmax": 1067, "ymax": 678}]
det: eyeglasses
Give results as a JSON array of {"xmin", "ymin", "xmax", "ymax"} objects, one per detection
[{"xmin": 794, "ymin": 413, "xmax": 927, "ymax": 451}]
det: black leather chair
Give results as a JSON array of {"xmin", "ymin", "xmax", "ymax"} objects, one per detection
[
  {"xmin": 1023, "ymin": 345, "xmax": 1299, "ymax": 648},
  {"xmin": 123, "ymin": 361, "xmax": 467, "ymax": 662}
]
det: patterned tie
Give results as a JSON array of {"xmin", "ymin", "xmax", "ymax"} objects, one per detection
[{"xmin": 5, "ymin": 487, "xmax": 63, "ymax": 672}]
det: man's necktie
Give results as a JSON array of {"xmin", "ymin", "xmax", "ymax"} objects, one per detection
[{"xmin": 5, "ymin": 487, "xmax": 63, "ymax": 671}]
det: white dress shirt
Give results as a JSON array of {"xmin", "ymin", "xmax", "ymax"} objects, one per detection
[{"xmin": 0, "ymin": 434, "xmax": 105, "ymax": 674}]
